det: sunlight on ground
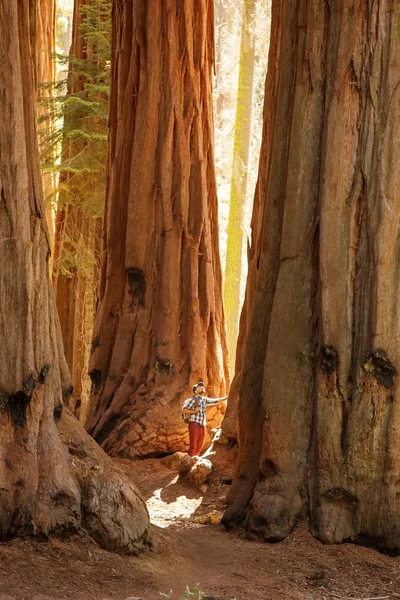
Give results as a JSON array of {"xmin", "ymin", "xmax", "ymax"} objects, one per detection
[{"xmin": 146, "ymin": 475, "xmax": 204, "ymax": 528}]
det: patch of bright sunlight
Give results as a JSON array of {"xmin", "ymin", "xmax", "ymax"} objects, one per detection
[{"xmin": 147, "ymin": 475, "xmax": 203, "ymax": 528}]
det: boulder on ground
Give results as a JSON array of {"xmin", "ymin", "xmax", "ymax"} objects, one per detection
[
  {"xmin": 178, "ymin": 456, "xmax": 213, "ymax": 486},
  {"xmin": 178, "ymin": 454, "xmax": 197, "ymax": 474}
]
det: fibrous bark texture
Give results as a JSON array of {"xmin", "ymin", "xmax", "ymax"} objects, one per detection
[
  {"xmin": 223, "ymin": 0, "xmax": 400, "ymax": 551},
  {"xmin": 86, "ymin": 0, "xmax": 229, "ymax": 458},
  {"xmin": 0, "ymin": 0, "xmax": 151, "ymax": 553}
]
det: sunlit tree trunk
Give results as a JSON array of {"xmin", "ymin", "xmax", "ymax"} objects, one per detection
[
  {"xmin": 53, "ymin": 0, "xmax": 104, "ymax": 420},
  {"xmin": 0, "ymin": 0, "xmax": 150, "ymax": 553},
  {"xmin": 223, "ymin": 0, "xmax": 400, "ymax": 551},
  {"xmin": 86, "ymin": 0, "xmax": 229, "ymax": 458},
  {"xmin": 37, "ymin": 0, "xmax": 56, "ymax": 248},
  {"xmin": 223, "ymin": 0, "xmax": 256, "ymax": 369}
]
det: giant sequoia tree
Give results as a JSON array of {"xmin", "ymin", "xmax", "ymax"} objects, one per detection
[
  {"xmin": 223, "ymin": 0, "xmax": 400, "ymax": 550},
  {"xmin": 0, "ymin": 0, "xmax": 150, "ymax": 553},
  {"xmin": 86, "ymin": 0, "xmax": 229, "ymax": 457}
]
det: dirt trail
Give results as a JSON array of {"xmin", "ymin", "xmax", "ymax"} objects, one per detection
[{"xmin": 0, "ymin": 457, "xmax": 398, "ymax": 600}]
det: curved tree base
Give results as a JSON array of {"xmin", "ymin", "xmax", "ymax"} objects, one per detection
[
  {"xmin": 59, "ymin": 411, "xmax": 152, "ymax": 554},
  {"xmin": 87, "ymin": 376, "xmax": 226, "ymax": 458},
  {"xmin": 0, "ymin": 401, "xmax": 152, "ymax": 555}
]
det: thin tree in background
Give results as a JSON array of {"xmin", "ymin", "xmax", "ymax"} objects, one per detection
[
  {"xmin": 0, "ymin": 0, "xmax": 150, "ymax": 553},
  {"xmin": 223, "ymin": 0, "xmax": 400, "ymax": 551},
  {"xmin": 37, "ymin": 0, "xmax": 57, "ymax": 247},
  {"xmin": 86, "ymin": 0, "xmax": 229, "ymax": 459},
  {"xmin": 223, "ymin": 0, "xmax": 256, "ymax": 367}
]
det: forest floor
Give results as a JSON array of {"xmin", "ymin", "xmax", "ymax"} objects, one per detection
[{"xmin": 0, "ymin": 457, "xmax": 398, "ymax": 600}]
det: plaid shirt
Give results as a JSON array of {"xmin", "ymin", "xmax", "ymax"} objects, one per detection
[{"xmin": 182, "ymin": 395, "xmax": 219, "ymax": 427}]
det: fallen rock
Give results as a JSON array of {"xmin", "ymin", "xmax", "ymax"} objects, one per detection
[
  {"xmin": 160, "ymin": 451, "xmax": 186, "ymax": 471},
  {"xmin": 178, "ymin": 455, "xmax": 213, "ymax": 486},
  {"xmin": 187, "ymin": 458, "xmax": 213, "ymax": 486},
  {"xmin": 178, "ymin": 454, "xmax": 197, "ymax": 474}
]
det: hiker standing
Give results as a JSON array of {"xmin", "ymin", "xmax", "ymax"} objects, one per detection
[{"xmin": 181, "ymin": 381, "xmax": 228, "ymax": 457}]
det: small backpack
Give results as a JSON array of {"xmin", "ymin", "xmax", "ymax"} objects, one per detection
[{"xmin": 181, "ymin": 412, "xmax": 191, "ymax": 424}]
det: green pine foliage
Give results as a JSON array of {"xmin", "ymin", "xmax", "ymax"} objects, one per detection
[{"xmin": 38, "ymin": 0, "xmax": 111, "ymax": 277}]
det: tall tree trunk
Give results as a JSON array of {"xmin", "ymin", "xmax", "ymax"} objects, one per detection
[
  {"xmin": 223, "ymin": 0, "xmax": 400, "ymax": 551},
  {"xmin": 224, "ymin": 0, "xmax": 256, "ymax": 369},
  {"xmin": 53, "ymin": 0, "xmax": 106, "ymax": 420},
  {"xmin": 36, "ymin": 0, "xmax": 56, "ymax": 248},
  {"xmin": 86, "ymin": 0, "xmax": 229, "ymax": 458},
  {"xmin": 0, "ymin": 0, "xmax": 151, "ymax": 553}
]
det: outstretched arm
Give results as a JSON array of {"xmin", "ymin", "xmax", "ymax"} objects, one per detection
[{"xmin": 205, "ymin": 396, "xmax": 228, "ymax": 406}]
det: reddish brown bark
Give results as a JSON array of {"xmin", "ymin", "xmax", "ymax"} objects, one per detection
[
  {"xmin": 53, "ymin": 0, "xmax": 104, "ymax": 421},
  {"xmin": 223, "ymin": 0, "xmax": 400, "ymax": 551},
  {"xmin": 53, "ymin": 209, "xmax": 102, "ymax": 421},
  {"xmin": 0, "ymin": 0, "xmax": 150, "ymax": 553},
  {"xmin": 86, "ymin": 0, "xmax": 229, "ymax": 458}
]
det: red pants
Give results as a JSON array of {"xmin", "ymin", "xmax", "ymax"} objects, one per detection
[{"xmin": 188, "ymin": 422, "xmax": 205, "ymax": 457}]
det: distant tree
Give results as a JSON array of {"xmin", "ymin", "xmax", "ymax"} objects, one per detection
[
  {"xmin": 223, "ymin": 0, "xmax": 256, "ymax": 368},
  {"xmin": 86, "ymin": 0, "xmax": 229, "ymax": 458},
  {"xmin": 37, "ymin": 0, "xmax": 57, "ymax": 247},
  {"xmin": 223, "ymin": 0, "xmax": 400, "ymax": 551},
  {"xmin": 0, "ymin": 0, "xmax": 150, "ymax": 552}
]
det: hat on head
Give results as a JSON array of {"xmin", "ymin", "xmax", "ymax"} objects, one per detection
[{"xmin": 192, "ymin": 381, "xmax": 205, "ymax": 393}]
